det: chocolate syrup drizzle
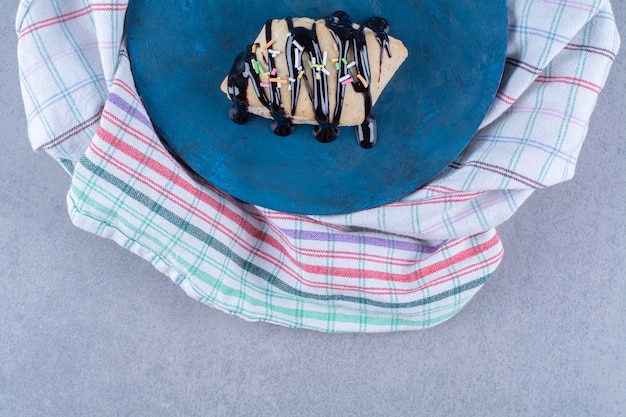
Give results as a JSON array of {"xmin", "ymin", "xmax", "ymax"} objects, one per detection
[{"xmin": 227, "ymin": 12, "xmax": 392, "ymax": 148}]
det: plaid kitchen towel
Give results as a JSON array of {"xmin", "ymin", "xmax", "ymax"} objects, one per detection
[{"xmin": 17, "ymin": 0, "xmax": 620, "ymax": 332}]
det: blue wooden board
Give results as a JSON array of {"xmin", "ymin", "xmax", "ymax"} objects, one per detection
[{"xmin": 126, "ymin": 1, "xmax": 507, "ymax": 215}]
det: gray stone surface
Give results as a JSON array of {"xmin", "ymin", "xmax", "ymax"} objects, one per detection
[{"xmin": 1, "ymin": 2, "xmax": 624, "ymax": 416}]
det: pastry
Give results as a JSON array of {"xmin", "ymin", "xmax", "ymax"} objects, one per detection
[{"xmin": 221, "ymin": 12, "xmax": 408, "ymax": 148}]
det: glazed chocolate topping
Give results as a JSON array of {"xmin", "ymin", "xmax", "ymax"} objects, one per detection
[{"xmin": 227, "ymin": 12, "xmax": 392, "ymax": 148}]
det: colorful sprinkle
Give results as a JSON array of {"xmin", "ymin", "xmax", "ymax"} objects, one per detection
[
  {"xmin": 316, "ymin": 72, "xmax": 321, "ymax": 80},
  {"xmin": 338, "ymin": 73, "xmax": 352, "ymax": 83},
  {"xmin": 293, "ymin": 40, "xmax": 304, "ymax": 51},
  {"xmin": 251, "ymin": 59, "xmax": 260, "ymax": 74},
  {"xmin": 298, "ymin": 70, "xmax": 304, "ymax": 79},
  {"xmin": 261, "ymin": 39, "xmax": 275, "ymax": 50},
  {"xmin": 357, "ymin": 73, "xmax": 369, "ymax": 88},
  {"xmin": 342, "ymin": 58, "xmax": 348, "ymax": 65},
  {"xmin": 260, "ymin": 82, "xmax": 270, "ymax": 88},
  {"xmin": 322, "ymin": 51, "xmax": 327, "ymax": 65},
  {"xmin": 252, "ymin": 60, "xmax": 265, "ymax": 74},
  {"xmin": 271, "ymin": 67, "xmax": 277, "ymax": 76},
  {"xmin": 332, "ymin": 43, "xmax": 338, "ymax": 52},
  {"xmin": 295, "ymin": 52, "xmax": 302, "ymax": 69},
  {"xmin": 346, "ymin": 61, "xmax": 356, "ymax": 69},
  {"xmin": 269, "ymin": 77, "xmax": 287, "ymax": 83},
  {"xmin": 335, "ymin": 62, "xmax": 341, "ymax": 70},
  {"xmin": 341, "ymin": 77, "xmax": 354, "ymax": 85},
  {"xmin": 321, "ymin": 68, "xmax": 330, "ymax": 76}
]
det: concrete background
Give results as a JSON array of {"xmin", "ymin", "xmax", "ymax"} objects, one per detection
[{"xmin": 1, "ymin": 2, "xmax": 624, "ymax": 416}]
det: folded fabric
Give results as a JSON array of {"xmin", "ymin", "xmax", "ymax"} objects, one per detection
[{"xmin": 17, "ymin": 0, "xmax": 620, "ymax": 332}]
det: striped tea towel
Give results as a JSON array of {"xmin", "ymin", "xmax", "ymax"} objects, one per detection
[{"xmin": 16, "ymin": 0, "xmax": 620, "ymax": 332}]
